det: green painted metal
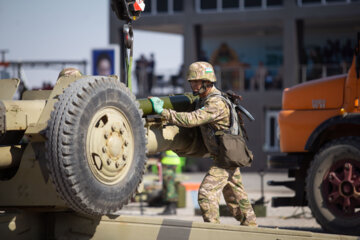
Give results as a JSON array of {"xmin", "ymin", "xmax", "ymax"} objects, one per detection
[
  {"xmin": 137, "ymin": 93, "xmax": 199, "ymax": 116},
  {"xmin": 128, "ymin": 56, "xmax": 133, "ymax": 91}
]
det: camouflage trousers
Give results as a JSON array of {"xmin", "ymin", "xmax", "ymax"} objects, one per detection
[
  {"xmin": 162, "ymin": 165, "xmax": 178, "ymax": 202},
  {"xmin": 198, "ymin": 166, "xmax": 257, "ymax": 226}
]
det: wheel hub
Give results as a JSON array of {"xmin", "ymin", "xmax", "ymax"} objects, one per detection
[
  {"xmin": 107, "ymin": 132, "xmax": 123, "ymax": 158},
  {"xmin": 324, "ymin": 160, "xmax": 360, "ymax": 216},
  {"xmin": 341, "ymin": 181, "xmax": 354, "ymax": 196},
  {"xmin": 86, "ymin": 107, "xmax": 134, "ymax": 185}
]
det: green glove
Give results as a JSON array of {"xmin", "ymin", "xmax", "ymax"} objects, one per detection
[{"xmin": 149, "ymin": 97, "xmax": 164, "ymax": 114}]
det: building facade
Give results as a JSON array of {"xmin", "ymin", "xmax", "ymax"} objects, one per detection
[{"xmin": 110, "ymin": 0, "xmax": 360, "ymax": 171}]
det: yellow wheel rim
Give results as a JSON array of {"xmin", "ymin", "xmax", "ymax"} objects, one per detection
[{"xmin": 86, "ymin": 107, "xmax": 134, "ymax": 185}]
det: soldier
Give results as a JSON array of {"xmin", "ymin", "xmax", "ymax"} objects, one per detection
[
  {"xmin": 149, "ymin": 61, "xmax": 257, "ymax": 226},
  {"xmin": 159, "ymin": 150, "xmax": 181, "ymax": 215}
]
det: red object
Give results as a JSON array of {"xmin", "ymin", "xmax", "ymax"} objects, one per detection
[
  {"xmin": 323, "ymin": 160, "xmax": 360, "ymax": 217},
  {"xmin": 133, "ymin": 0, "xmax": 145, "ymax": 11},
  {"xmin": 0, "ymin": 62, "xmax": 10, "ymax": 67}
]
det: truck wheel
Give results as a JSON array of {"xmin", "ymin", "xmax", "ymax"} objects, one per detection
[
  {"xmin": 306, "ymin": 137, "xmax": 360, "ymax": 235},
  {"xmin": 46, "ymin": 76, "xmax": 147, "ymax": 216}
]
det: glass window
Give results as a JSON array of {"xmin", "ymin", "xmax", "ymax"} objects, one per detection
[
  {"xmin": 301, "ymin": 0, "xmax": 321, "ymax": 4},
  {"xmin": 157, "ymin": 0, "xmax": 168, "ymax": 12},
  {"xmin": 264, "ymin": 110, "xmax": 280, "ymax": 152},
  {"xmin": 201, "ymin": 0, "xmax": 217, "ymax": 10},
  {"xmin": 173, "ymin": 0, "xmax": 184, "ymax": 12},
  {"xmin": 244, "ymin": 0, "xmax": 262, "ymax": 8},
  {"xmin": 144, "ymin": 0, "xmax": 152, "ymax": 13},
  {"xmin": 223, "ymin": 0, "xmax": 239, "ymax": 9},
  {"xmin": 267, "ymin": 0, "xmax": 283, "ymax": 6},
  {"xmin": 326, "ymin": 0, "xmax": 346, "ymax": 2}
]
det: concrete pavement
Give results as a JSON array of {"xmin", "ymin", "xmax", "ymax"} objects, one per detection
[{"xmin": 118, "ymin": 172, "xmax": 324, "ymax": 233}]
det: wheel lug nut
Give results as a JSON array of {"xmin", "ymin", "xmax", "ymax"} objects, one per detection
[
  {"xmin": 104, "ymin": 133, "xmax": 109, "ymax": 139},
  {"xmin": 102, "ymin": 147, "xmax": 107, "ymax": 153},
  {"xmin": 107, "ymin": 159, "xmax": 111, "ymax": 165},
  {"xmin": 115, "ymin": 162, "xmax": 120, "ymax": 168},
  {"xmin": 124, "ymin": 140, "xmax": 128, "ymax": 146},
  {"xmin": 111, "ymin": 125, "xmax": 117, "ymax": 132},
  {"xmin": 123, "ymin": 155, "xmax": 127, "ymax": 161},
  {"xmin": 120, "ymin": 128, "xmax": 124, "ymax": 134}
]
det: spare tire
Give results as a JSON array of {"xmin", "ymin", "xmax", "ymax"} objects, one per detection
[{"xmin": 46, "ymin": 76, "xmax": 146, "ymax": 216}]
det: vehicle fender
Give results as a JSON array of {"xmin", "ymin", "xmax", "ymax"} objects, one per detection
[{"xmin": 305, "ymin": 113, "xmax": 360, "ymax": 151}]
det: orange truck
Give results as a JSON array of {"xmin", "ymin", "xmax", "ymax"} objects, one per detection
[{"xmin": 268, "ymin": 34, "xmax": 360, "ymax": 235}]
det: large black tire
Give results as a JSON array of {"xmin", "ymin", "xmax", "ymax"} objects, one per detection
[
  {"xmin": 306, "ymin": 137, "xmax": 360, "ymax": 235},
  {"xmin": 46, "ymin": 76, "xmax": 147, "ymax": 216}
]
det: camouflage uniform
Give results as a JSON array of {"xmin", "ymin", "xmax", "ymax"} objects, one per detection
[
  {"xmin": 161, "ymin": 86, "xmax": 257, "ymax": 226},
  {"xmin": 162, "ymin": 165, "xmax": 178, "ymax": 202}
]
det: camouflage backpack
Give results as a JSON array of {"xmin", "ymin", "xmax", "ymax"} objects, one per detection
[{"xmin": 209, "ymin": 90, "xmax": 254, "ymax": 168}]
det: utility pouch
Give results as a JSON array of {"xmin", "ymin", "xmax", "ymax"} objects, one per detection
[{"xmin": 217, "ymin": 133, "xmax": 253, "ymax": 167}]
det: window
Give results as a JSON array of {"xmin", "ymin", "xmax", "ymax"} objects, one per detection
[
  {"xmin": 196, "ymin": 0, "xmax": 284, "ymax": 12},
  {"xmin": 263, "ymin": 110, "xmax": 280, "ymax": 152},
  {"xmin": 173, "ymin": 0, "xmax": 184, "ymax": 12},
  {"xmin": 301, "ymin": 0, "xmax": 321, "ymax": 4},
  {"xmin": 157, "ymin": 0, "xmax": 168, "ymax": 12},
  {"xmin": 298, "ymin": 0, "xmax": 352, "ymax": 6},
  {"xmin": 267, "ymin": 0, "xmax": 283, "ymax": 6},
  {"xmin": 201, "ymin": 0, "xmax": 217, "ymax": 10},
  {"xmin": 223, "ymin": 0, "xmax": 239, "ymax": 9},
  {"xmin": 326, "ymin": 0, "xmax": 346, "ymax": 2},
  {"xmin": 244, "ymin": 0, "xmax": 262, "ymax": 8},
  {"xmin": 144, "ymin": 0, "xmax": 152, "ymax": 13}
]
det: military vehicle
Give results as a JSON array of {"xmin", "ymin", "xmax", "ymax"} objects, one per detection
[
  {"xmin": 268, "ymin": 34, "xmax": 360, "ymax": 235},
  {"xmin": 0, "ymin": 0, "xmax": 359, "ymax": 239}
]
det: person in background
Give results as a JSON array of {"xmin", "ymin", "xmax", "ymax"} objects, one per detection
[
  {"xmin": 147, "ymin": 53, "xmax": 155, "ymax": 94},
  {"xmin": 159, "ymin": 150, "xmax": 181, "ymax": 215},
  {"xmin": 135, "ymin": 54, "xmax": 148, "ymax": 96},
  {"xmin": 251, "ymin": 61, "xmax": 268, "ymax": 91}
]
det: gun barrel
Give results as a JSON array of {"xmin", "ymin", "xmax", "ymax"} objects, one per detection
[{"xmin": 137, "ymin": 93, "xmax": 198, "ymax": 115}]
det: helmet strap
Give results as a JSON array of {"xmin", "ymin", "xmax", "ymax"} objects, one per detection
[
  {"xmin": 199, "ymin": 81, "xmax": 213, "ymax": 95},
  {"xmin": 191, "ymin": 81, "xmax": 213, "ymax": 96}
]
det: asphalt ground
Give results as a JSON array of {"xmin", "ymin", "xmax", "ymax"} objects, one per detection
[{"xmin": 118, "ymin": 172, "xmax": 325, "ymax": 234}]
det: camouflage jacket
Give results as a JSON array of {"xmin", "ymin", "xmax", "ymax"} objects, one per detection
[{"xmin": 161, "ymin": 87, "xmax": 230, "ymax": 165}]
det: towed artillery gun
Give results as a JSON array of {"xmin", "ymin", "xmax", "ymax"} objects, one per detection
[{"xmin": 0, "ymin": 1, "xmax": 205, "ymax": 217}]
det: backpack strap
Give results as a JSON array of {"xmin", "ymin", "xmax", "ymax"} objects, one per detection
[{"xmin": 204, "ymin": 92, "xmax": 240, "ymax": 136}]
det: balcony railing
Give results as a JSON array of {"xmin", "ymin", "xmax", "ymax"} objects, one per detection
[
  {"xmin": 214, "ymin": 65, "xmax": 283, "ymax": 92},
  {"xmin": 196, "ymin": 0, "xmax": 284, "ymax": 13},
  {"xmin": 131, "ymin": 62, "xmax": 353, "ymax": 97},
  {"xmin": 143, "ymin": 0, "xmax": 184, "ymax": 15},
  {"xmin": 299, "ymin": 62, "xmax": 350, "ymax": 82},
  {"xmin": 297, "ymin": 0, "xmax": 358, "ymax": 7}
]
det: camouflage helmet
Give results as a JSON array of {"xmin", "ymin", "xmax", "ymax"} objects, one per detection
[{"xmin": 187, "ymin": 61, "xmax": 216, "ymax": 82}]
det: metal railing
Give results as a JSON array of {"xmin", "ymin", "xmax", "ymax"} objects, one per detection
[
  {"xmin": 297, "ymin": 0, "xmax": 355, "ymax": 7},
  {"xmin": 131, "ymin": 62, "xmax": 352, "ymax": 97},
  {"xmin": 142, "ymin": 0, "xmax": 184, "ymax": 15},
  {"xmin": 195, "ymin": 0, "xmax": 284, "ymax": 13},
  {"xmin": 214, "ymin": 65, "xmax": 283, "ymax": 92},
  {"xmin": 299, "ymin": 62, "xmax": 350, "ymax": 82}
]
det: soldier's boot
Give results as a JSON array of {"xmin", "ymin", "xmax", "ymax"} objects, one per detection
[{"xmin": 159, "ymin": 202, "xmax": 177, "ymax": 215}]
